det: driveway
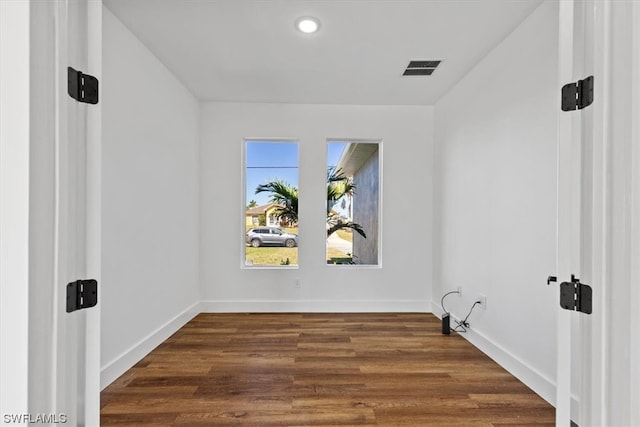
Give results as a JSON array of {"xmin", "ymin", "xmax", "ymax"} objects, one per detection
[{"xmin": 327, "ymin": 233, "xmax": 352, "ymax": 254}]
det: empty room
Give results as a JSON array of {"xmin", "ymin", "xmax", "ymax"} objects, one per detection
[{"xmin": 1, "ymin": 0, "xmax": 639, "ymax": 426}]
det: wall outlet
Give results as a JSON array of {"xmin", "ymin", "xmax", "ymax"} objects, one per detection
[
  {"xmin": 294, "ymin": 278, "xmax": 301, "ymax": 289},
  {"xmin": 478, "ymin": 294, "xmax": 487, "ymax": 309},
  {"xmin": 457, "ymin": 286, "xmax": 462, "ymax": 295}
]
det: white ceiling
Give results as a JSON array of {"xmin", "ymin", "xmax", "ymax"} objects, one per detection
[{"xmin": 104, "ymin": 0, "xmax": 543, "ymax": 105}]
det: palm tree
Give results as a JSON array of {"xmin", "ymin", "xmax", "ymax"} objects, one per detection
[
  {"xmin": 255, "ymin": 179, "xmax": 298, "ymax": 225},
  {"xmin": 326, "ymin": 168, "xmax": 366, "ymax": 238},
  {"xmin": 246, "ymin": 199, "xmax": 258, "ymax": 209},
  {"xmin": 255, "ymin": 169, "xmax": 366, "ymax": 238}
]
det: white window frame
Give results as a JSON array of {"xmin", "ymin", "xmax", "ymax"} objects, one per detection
[
  {"xmin": 241, "ymin": 138, "xmax": 300, "ymax": 269},
  {"xmin": 326, "ymin": 138, "xmax": 383, "ymax": 269}
]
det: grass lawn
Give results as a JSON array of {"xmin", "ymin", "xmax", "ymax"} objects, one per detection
[
  {"xmin": 335, "ymin": 229, "xmax": 353, "ymax": 242},
  {"xmin": 246, "ymin": 246, "xmax": 353, "ymax": 266},
  {"xmin": 244, "ymin": 226, "xmax": 300, "ymax": 266},
  {"xmin": 246, "ymin": 247, "xmax": 298, "ymax": 266},
  {"xmin": 326, "ymin": 247, "xmax": 353, "ymax": 264},
  {"xmin": 244, "ymin": 226, "xmax": 356, "ymax": 265}
]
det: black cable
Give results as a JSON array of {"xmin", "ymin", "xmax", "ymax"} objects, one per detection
[
  {"xmin": 440, "ymin": 290, "xmax": 460, "ymax": 314},
  {"xmin": 452, "ymin": 301, "xmax": 481, "ymax": 333},
  {"xmin": 461, "ymin": 301, "xmax": 481, "ymax": 325},
  {"xmin": 452, "ymin": 322, "xmax": 466, "ymax": 333}
]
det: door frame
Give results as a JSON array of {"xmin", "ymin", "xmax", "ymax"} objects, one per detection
[
  {"xmin": 542, "ymin": 0, "xmax": 640, "ymax": 424},
  {"xmin": 574, "ymin": 0, "xmax": 640, "ymax": 425},
  {"xmin": 84, "ymin": 1, "xmax": 102, "ymax": 423},
  {"xmin": 631, "ymin": 6, "xmax": 640, "ymax": 425},
  {"xmin": 555, "ymin": 0, "xmax": 578, "ymax": 423},
  {"xmin": 53, "ymin": 0, "xmax": 102, "ymax": 424},
  {"xmin": 0, "ymin": 0, "xmax": 102, "ymax": 423}
]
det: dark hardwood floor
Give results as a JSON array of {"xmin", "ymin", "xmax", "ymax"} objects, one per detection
[{"xmin": 101, "ymin": 313, "xmax": 554, "ymax": 426}]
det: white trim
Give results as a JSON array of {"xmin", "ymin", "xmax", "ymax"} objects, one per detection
[
  {"xmin": 200, "ymin": 300, "xmax": 430, "ymax": 313},
  {"xmin": 630, "ymin": 4, "xmax": 640, "ymax": 425},
  {"xmin": 556, "ymin": 1, "xmax": 576, "ymax": 424},
  {"xmin": 85, "ymin": 1, "xmax": 102, "ymax": 423},
  {"xmin": 326, "ymin": 138, "xmax": 383, "ymax": 268},
  {"xmin": 585, "ymin": 1, "xmax": 639, "ymax": 423},
  {"xmin": 28, "ymin": 0, "xmax": 57, "ymax": 417},
  {"xmin": 100, "ymin": 302, "xmax": 200, "ymax": 390},
  {"xmin": 0, "ymin": 0, "xmax": 31, "ymax": 418},
  {"xmin": 242, "ymin": 265, "xmax": 300, "ymax": 270},
  {"xmin": 429, "ymin": 301, "xmax": 444, "ymax": 318},
  {"xmin": 241, "ymin": 138, "xmax": 300, "ymax": 269},
  {"xmin": 53, "ymin": 0, "xmax": 71, "ymax": 418},
  {"xmin": 581, "ymin": 0, "xmax": 610, "ymax": 424},
  {"xmin": 323, "ymin": 264, "xmax": 382, "ymax": 270}
]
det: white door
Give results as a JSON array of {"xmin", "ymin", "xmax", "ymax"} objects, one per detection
[
  {"xmin": 54, "ymin": 1, "xmax": 102, "ymax": 425},
  {"xmin": 556, "ymin": 1, "xmax": 640, "ymax": 425},
  {"xmin": 555, "ymin": 0, "xmax": 589, "ymax": 424},
  {"xmin": 576, "ymin": 1, "xmax": 640, "ymax": 426}
]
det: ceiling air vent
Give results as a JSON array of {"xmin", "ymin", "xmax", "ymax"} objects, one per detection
[{"xmin": 403, "ymin": 60, "xmax": 441, "ymax": 76}]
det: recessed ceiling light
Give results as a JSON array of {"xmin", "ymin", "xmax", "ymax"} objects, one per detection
[{"xmin": 295, "ymin": 17, "xmax": 320, "ymax": 34}]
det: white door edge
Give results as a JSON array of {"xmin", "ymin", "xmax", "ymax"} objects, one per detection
[
  {"xmin": 556, "ymin": 1, "xmax": 577, "ymax": 425},
  {"xmin": 630, "ymin": 4, "xmax": 640, "ymax": 425},
  {"xmin": 85, "ymin": 1, "xmax": 102, "ymax": 424}
]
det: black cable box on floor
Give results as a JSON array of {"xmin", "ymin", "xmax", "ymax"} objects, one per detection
[{"xmin": 442, "ymin": 313, "xmax": 450, "ymax": 335}]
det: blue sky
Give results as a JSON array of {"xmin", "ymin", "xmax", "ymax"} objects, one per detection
[
  {"xmin": 327, "ymin": 142, "xmax": 346, "ymax": 168},
  {"xmin": 245, "ymin": 140, "xmax": 347, "ymax": 207},
  {"xmin": 246, "ymin": 141, "xmax": 298, "ymax": 206}
]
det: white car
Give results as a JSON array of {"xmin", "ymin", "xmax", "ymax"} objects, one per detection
[{"xmin": 246, "ymin": 227, "xmax": 298, "ymax": 248}]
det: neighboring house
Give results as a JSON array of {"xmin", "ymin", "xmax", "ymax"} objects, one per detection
[
  {"xmin": 245, "ymin": 203, "xmax": 283, "ymax": 227},
  {"xmin": 336, "ymin": 142, "xmax": 379, "ymax": 265}
]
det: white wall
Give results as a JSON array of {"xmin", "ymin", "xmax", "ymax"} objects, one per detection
[
  {"xmin": 200, "ymin": 103, "xmax": 433, "ymax": 312},
  {"xmin": 101, "ymin": 7, "xmax": 200, "ymax": 388},
  {"xmin": 434, "ymin": 0, "xmax": 559, "ymax": 404},
  {"xmin": 0, "ymin": 0, "xmax": 31, "ymax": 416}
]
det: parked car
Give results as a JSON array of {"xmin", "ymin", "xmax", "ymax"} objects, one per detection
[{"xmin": 246, "ymin": 227, "xmax": 298, "ymax": 248}]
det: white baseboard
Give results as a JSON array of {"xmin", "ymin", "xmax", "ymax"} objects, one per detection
[
  {"xmin": 430, "ymin": 301, "xmax": 580, "ymax": 422},
  {"xmin": 199, "ymin": 299, "xmax": 431, "ymax": 313},
  {"xmin": 100, "ymin": 301, "xmax": 200, "ymax": 390}
]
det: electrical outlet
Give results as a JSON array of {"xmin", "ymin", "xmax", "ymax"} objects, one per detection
[
  {"xmin": 478, "ymin": 294, "xmax": 487, "ymax": 309},
  {"xmin": 294, "ymin": 278, "xmax": 301, "ymax": 289},
  {"xmin": 457, "ymin": 286, "xmax": 462, "ymax": 295}
]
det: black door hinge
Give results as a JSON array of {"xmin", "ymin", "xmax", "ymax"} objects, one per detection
[
  {"xmin": 68, "ymin": 67, "xmax": 99, "ymax": 104},
  {"xmin": 66, "ymin": 279, "xmax": 98, "ymax": 313},
  {"xmin": 561, "ymin": 75, "xmax": 593, "ymax": 111},
  {"xmin": 558, "ymin": 274, "xmax": 592, "ymax": 314}
]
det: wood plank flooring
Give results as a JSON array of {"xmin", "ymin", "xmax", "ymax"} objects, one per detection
[{"xmin": 101, "ymin": 313, "xmax": 554, "ymax": 426}]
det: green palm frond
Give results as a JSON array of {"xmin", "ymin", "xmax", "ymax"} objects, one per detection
[
  {"xmin": 255, "ymin": 179, "xmax": 299, "ymax": 224},
  {"xmin": 255, "ymin": 170, "xmax": 366, "ymax": 238},
  {"xmin": 326, "ymin": 221, "xmax": 366, "ymax": 239},
  {"xmin": 326, "ymin": 168, "xmax": 355, "ymax": 214}
]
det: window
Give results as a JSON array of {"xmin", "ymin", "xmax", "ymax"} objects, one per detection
[
  {"xmin": 244, "ymin": 140, "xmax": 299, "ymax": 267},
  {"xmin": 327, "ymin": 140, "xmax": 381, "ymax": 266}
]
